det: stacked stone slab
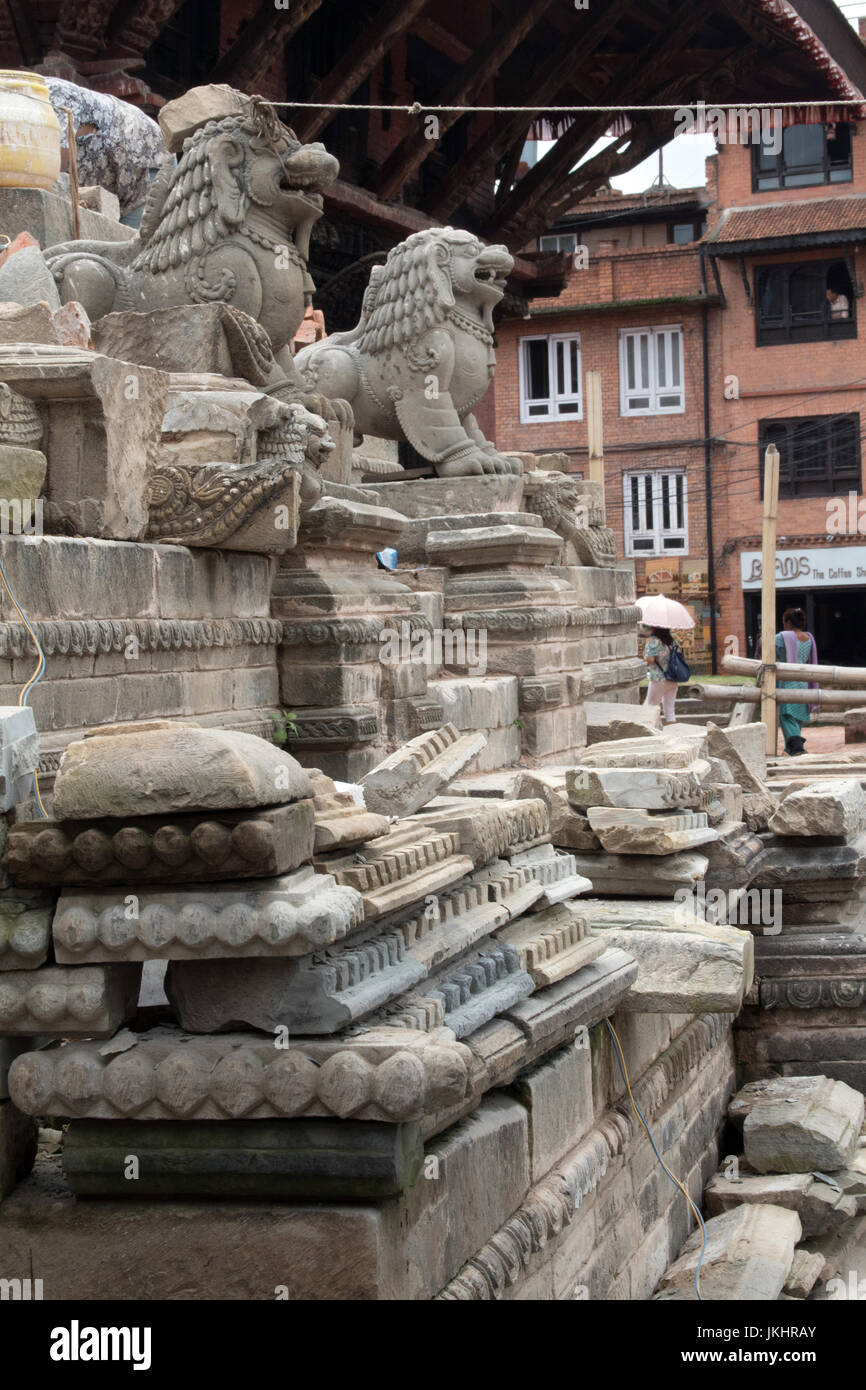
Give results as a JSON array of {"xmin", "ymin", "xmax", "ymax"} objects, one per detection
[
  {"xmin": 5, "ymin": 720, "xmax": 647, "ymax": 1205},
  {"xmin": 656, "ymin": 1074, "xmax": 866, "ymax": 1300}
]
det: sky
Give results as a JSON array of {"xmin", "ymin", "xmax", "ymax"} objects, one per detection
[{"xmin": 535, "ymin": 0, "xmax": 866, "ymax": 195}]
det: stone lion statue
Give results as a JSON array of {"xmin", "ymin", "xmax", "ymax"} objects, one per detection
[
  {"xmin": 45, "ymin": 89, "xmax": 338, "ymax": 386},
  {"xmin": 523, "ymin": 472, "xmax": 617, "ymax": 568},
  {"xmin": 295, "ymin": 227, "xmax": 521, "ymax": 477}
]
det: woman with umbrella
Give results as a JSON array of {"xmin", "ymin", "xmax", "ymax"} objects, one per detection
[{"xmin": 636, "ymin": 594, "xmax": 695, "ymax": 727}]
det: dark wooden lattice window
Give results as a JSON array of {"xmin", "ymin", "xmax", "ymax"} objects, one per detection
[{"xmin": 760, "ymin": 415, "xmax": 861, "ymax": 498}]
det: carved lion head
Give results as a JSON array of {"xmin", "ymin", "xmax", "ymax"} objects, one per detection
[{"xmin": 355, "ymin": 227, "xmax": 514, "ymax": 356}]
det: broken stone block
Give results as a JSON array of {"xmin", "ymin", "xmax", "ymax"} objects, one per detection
[
  {"xmin": 705, "ymin": 1169, "xmax": 857, "ymax": 1238},
  {"xmin": 158, "ymin": 83, "xmax": 250, "ymax": 152},
  {"xmin": 562, "ymin": 850, "xmax": 708, "ymax": 897},
  {"xmin": 496, "ymin": 902, "xmax": 604, "ymax": 987},
  {"xmin": 515, "ymin": 769, "xmax": 601, "ymax": 851},
  {"xmin": 590, "ymin": 912, "xmax": 752, "ymax": 1013},
  {"xmin": 508, "ymin": 844, "xmax": 592, "ymax": 904},
  {"xmin": 0, "ymin": 301, "xmax": 58, "ymax": 345},
  {"xmin": 62, "ymin": 1116, "xmax": 424, "ymax": 1200},
  {"xmin": 0, "ymin": 893, "xmax": 53, "ymax": 971},
  {"xmin": 581, "ymin": 734, "xmax": 705, "ymax": 767},
  {"xmin": 586, "ymin": 807, "xmax": 718, "ymax": 856},
  {"xmin": 585, "ymin": 701, "xmax": 661, "ymax": 742},
  {"xmin": 656, "ymin": 1205, "xmax": 801, "ymax": 1301},
  {"xmin": 409, "ymin": 798, "xmax": 550, "ymax": 865},
  {"xmin": 769, "ymin": 780, "xmax": 866, "ymax": 839},
  {"xmin": 706, "ymin": 723, "xmax": 777, "ymax": 828},
  {"xmin": 566, "ymin": 764, "xmax": 707, "ymax": 812},
  {"xmin": 309, "ymin": 770, "xmax": 389, "ymax": 851},
  {"xmin": 784, "ymin": 1249, "xmax": 827, "ymax": 1299},
  {"xmin": 0, "ymin": 345, "xmax": 170, "ymax": 539},
  {"xmin": 0, "ymin": 444, "xmax": 47, "ymax": 504},
  {"xmin": 0, "ymin": 707, "xmax": 39, "ymax": 812},
  {"xmin": 0, "ymin": 244, "xmax": 60, "ymax": 310},
  {"xmin": 740, "ymin": 1075, "xmax": 864, "ymax": 1174},
  {"xmin": 5, "ymin": 803, "xmax": 316, "ymax": 886},
  {"xmin": 426, "ymin": 523, "xmax": 563, "ymax": 568},
  {"xmin": 166, "ymin": 917, "xmax": 429, "ymax": 1034},
  {"xmin": 393, "ymin": 943, "xmax": 533, "ymax": 1039},
  {"xmin": 53, "ymin": 724, "xmax": 312, "ymax": 820},
  {"xmin": 428, "ymin": 675, "xmax": 518, "ymax": 732},
  {"xmin": 52, "ymin": 301, "xmax": 92, "ymax": 349},
  {"xmin": 52, "ymin": 867, "xmax": 362, "ymax": 963},
  {"xmin": 0, "ymin": 961, "xmax": 141, "ymax": 1037},
  {"xmin": 361, "ymin": 723, "xmax": 486, "ymax": 817},
  {"xmin": 8, "ymin": 1024, "xmax": 473, "ymax": 1123},
  {"xmin": 93, "ymin": 303, "xmax": 275, "ymax": 383},
  {"xmin": 315, "ymin": 821, "xmax": 474, "ymax": 922}
]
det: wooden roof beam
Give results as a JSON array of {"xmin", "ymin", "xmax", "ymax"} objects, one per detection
[
  {"xmin": 373, "ymin": 0, "xmax": 560, "ymax": 202},
  {"xmin": 292, "ymin": 0, "xmax": 435, "ymax": 142},
  {"xmin": 211, "ymin": 0, "xmax": 325, "ymax": 93},
  {"xmin": 421, "ymin": 0, "xmax": 633, "ymax": 222}
]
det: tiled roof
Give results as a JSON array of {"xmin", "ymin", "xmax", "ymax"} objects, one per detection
[{"xmin": 707, "ymin": 195, "xmax": 866, "ymax": 244}]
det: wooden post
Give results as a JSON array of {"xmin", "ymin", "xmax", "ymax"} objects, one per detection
[
  {"xmin": 761, "ymin": 443, "xmax": 780, "ymax": 756},
  {"xmin": 63, "ymin": 108, "xmax": 81, "ymax": 240},
  {"xmin": 586, "ymin": 370, "xmax": 604, "ymax": 486}
]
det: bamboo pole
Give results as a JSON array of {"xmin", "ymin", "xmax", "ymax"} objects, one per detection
[
  {"xmin": 586, "ymin": 370, "xmax": 604, "ymax": 487},
  {"xmin": 760, "ymin": 443, "xmax": 780, "ymax": 755},
  {"xmin": 693, "ymin": 684, "xmax": 866, "ymax": 706},
  {"xmin": 723, "ymin": 654, "xmax": 866, "ymax": 685}
]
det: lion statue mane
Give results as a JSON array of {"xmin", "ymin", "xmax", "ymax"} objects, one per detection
[{"xmin": 295, "ymin": 226, "xmax": 522, "ymax": 477}]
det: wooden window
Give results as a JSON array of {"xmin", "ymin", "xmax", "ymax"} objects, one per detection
[
  {"xmin": 753, "ymin": 122, "xmax": 853, "ymax": 191},
  {"xmin": 755, "ymin": 258, "xmax": 856, "ymax": 346},
  {"xmin": 518, "ymin": 334, "xmax": 582, "ymax": 422},
  {"xmin": 619, "ymin": 326, "xmax": 684, "ymax": 415},
  {"xmin": 760, "ymin": 415, "xmax": 861, "ymax": 499},
  {"xmin": 623, "ymin": 471, "xmax": 688, "ymax": 555}
]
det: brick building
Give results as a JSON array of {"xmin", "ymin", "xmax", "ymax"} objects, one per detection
[{"xmin": 493, "ymin": 98, "xmax": 866, "ymax": 671}]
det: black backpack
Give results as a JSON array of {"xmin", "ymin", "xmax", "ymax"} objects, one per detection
[{"xmin": 658, "ymin": 638, "xmax": 691, "ymax": 684}]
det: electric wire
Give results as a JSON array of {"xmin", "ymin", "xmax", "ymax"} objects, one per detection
[
  {"xmin": 0, "ymin": 547, "xmax": 48, "ymax": 818},
  {"xmin": 605, "ymin": 1018, "xmax": 706, "ymax": 1300}
]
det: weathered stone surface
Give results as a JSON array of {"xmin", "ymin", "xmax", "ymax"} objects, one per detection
[
  {"xmin": 706, "ymin": 1169, "xmax": 857, "ymax": 1237},
  {"xmin": 0, "ymin": 346, "xmax": 169, "ymax": 539},
  {"xmin": 427, "ymin": 524, "xmax": 562, "ymax": 568},
  {"xmin": 739, "ymin": 1075, "xmax": 864, "ymax": 1174},
  {"xmin": 580, "ymin": 735, "xmax": 705, "ymax": 768},
  {"xmin": 515, "ymin": 769, "xmax": 601, "ymax": 850},
  {"xmin": 510, "ymin": 1039, "xmax": 594, "ymax": 1181},
  {"xmin": 0, "ymin": 245, "xmax": 60, "ymax": 310},
  {"xmin": 316, "ymin": 821, "xmax": 473, "ymax": 921},
  {"xmin": 784, "ymin": 1248, "xmax": 826, "ymax": 1298},
  {"xmin": 508, "ymin": 843, "xmax": 592, "ymax": 904},
  {"xmin": 0, "ymin": 300, "xmax": 57, "ymax": 345},
  {"xmin": 497, "ymin": 902, "xmax": 604, "ymax": 987},
  {"xmin": 566, "ymin": 764, "xmax": 707, "ymax": 812},
  {"xmin": 62, "ymin": 1117, "xmax": 424, "ymax": 1199},
  {"xmin": 361, "ymin": 723, "xmax": 486, "ymax": 817},
  {"xmin": 586, "ymin": 807, "xmax": 717, "ymax": 856},
  {"xmin": 54, "ymin": 724, "xmax": 312, "ymax": 820},
  {"xmin": 166, "ymin": 920, "xmax": 428, "ymax": 1034},
  {"xmin": 93, "ymin": 303, "xmax": 275, "ymax": 382},
  {"xmin": 706, "ymin": 723, "xmax": 777, "ymax": 827},
  {"xmin": 505, "ymin": 946, "xmax": 637, "ymax": 1050},
  {"xmin": 0, "ymin": 444, "xmax": 47, "ymax": 503},
  {"xmin": 0, "ymin": 962, "xmax": 141, "ymax": 1037},
  {"xmin": 8, "ymin": 1025, "xmax": 473, "ymax": 1123},
  {"xmin": 769, "ymin": 780, "xmax": 866, "ymax": 839},
  {"xmin": 585, "ymin": 701, "xmax": 661, "ymax": 743},
  {"xmin": 309, "ymin": 770, "xmax": 389, "ymax": 851},
  {"xmin": 398, "ymin": 879, "xmax": 510, "ymax": 973},
  {"xmin": 0, "ymin": 706, "xmax": 39, "ymax": 812},
  {"xmin": 594, "ymin": 916, "xmax": 752, "ymax": 1014},
  {"xmin": 53, "ymin": 868, "xmax": 362, "ymax": 963},
  {"xmin": 656, "ymin": 1205, "xmax": 801, "ymax": 1301},
  {"xmin": 395, "ymin": 943, "xmax": 533, "ymax": 1039},
  {"xmin": 410, "ymin": 798, "xmax": 550, "ymax": 866},
  {"xmin": 429, "ymin": 674, "xmax": 519, "ymax": 732},
  {"xmin": 563, "ymin": 850, "xmax": 708, "ymax": 897},
  {"xmin": 5, "ymin": 802, "xmax": 316, "ymax": 886},
  {"xmin": 0, "ymin": 1098, "xmax": 37, "ymax": 1200},
  {"xmin": 0, "ymin": 893, "xmax": 54, "ymax": 971}
]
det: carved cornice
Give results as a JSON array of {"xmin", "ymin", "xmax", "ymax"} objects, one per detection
[
  {"xmin": 437, "ymin": 1013, "xmax": 731, "ymax": 1299},
  {"xmin": 0, "ymin": 618, "xmax": 282, "ymax": 661},
  {"xmin": 761, "ymin": 979, "xmax": 866, "ymax": 1009},
  {"xmin": 281, "ymin": 617, "xmax": 433, "ymax": 646}
]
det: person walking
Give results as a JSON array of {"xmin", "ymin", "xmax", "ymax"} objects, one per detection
[
  {"xmin": 643, "ymin": 624, "xmax": 678, "ymax": 725},
  {"xmin": 775, "ymin": 607, "xmax": 818, "ymax": 756}
]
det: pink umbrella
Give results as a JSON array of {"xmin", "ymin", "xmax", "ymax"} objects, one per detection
[{"xmin": 636, "ymin": 593, "xmax": 695, "ymax": 630}]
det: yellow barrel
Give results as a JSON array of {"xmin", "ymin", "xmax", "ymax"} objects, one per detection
[{"xmin": 0, "ymin": 71, "xmax": 62, "ymax": 190}]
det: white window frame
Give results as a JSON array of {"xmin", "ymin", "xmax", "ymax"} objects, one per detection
[
  {"xmin": 539, "ymin": 232, "xmax": 579, "ymax": 253},
  {"xmin": 623, "ymin": 470, "xmax": 689, "ymax": 557},
  {"xmin": 618, "ymin": 325, "xmax": 685, "ymax": 416},
  {"xmin": 518, "ymin": 333, "xmax": 583, "ymax": 424}
]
